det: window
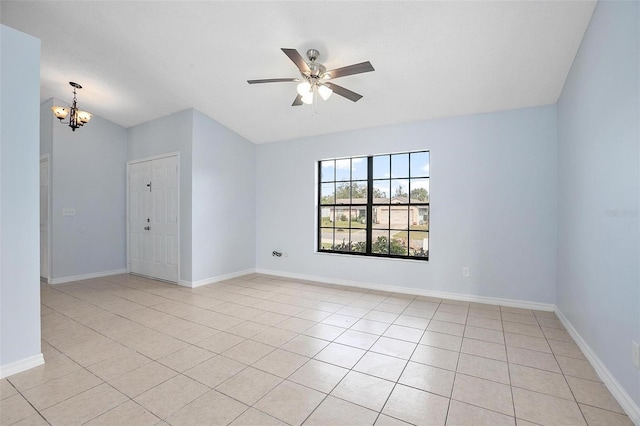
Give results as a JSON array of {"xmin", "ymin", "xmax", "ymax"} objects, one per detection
[{"xmin": 318, "ymin": 150, "xmax": 429, "ymax": 260}]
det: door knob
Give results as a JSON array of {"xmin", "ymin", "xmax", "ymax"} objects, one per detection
[{"xmin": 144, "ymin": 226, "xmax": 150, "ymax": 231}]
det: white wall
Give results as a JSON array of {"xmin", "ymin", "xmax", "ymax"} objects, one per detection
[
  {"xmin": 127, "ymin": 109, "xmax": 193, "ymax": 282},
  {"xmin": 127, "ymin": 109, "xmax": 256, "ymax": 285},
  {"xmin": 557, "ymin": 0, "xmax": 640, "ymax": 415},
  {"xmin": 45, "ymin": 97, "xmax": 128, "ymax": 281},
  {"xmin": 0, "ymin": 25, "xmax": 42, "ymax": 374},
  {"xmin": 40, "ymin": 98, "xmax": 53, "ymax": 157},
  {"xmin": 256, "ymin": 106, "xmax": 558, "ymax": 304},
  {"xmin": 39, "ymin": 100, "xmax": 53, "ymax": 281},
  {"xmin": 191, "ymin": 109, "xmax": 256, "ymax": 284}
]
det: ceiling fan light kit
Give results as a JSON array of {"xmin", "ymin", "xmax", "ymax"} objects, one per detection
[
  {"xmin": 51, "ymin": 81, "xmax": 93, "ymax": 131},
  {"xmin": 248, "ymin": 48, "xmax": 374, "ymax": 107}
]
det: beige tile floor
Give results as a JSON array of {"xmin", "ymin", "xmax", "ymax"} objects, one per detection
[{"xmin": 0, "ymin": 273, "xmax": 633, "ymax": 426}]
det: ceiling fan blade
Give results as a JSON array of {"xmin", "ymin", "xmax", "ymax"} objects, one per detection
[
  {"xmin": 281, "ymin": 48, "xmax": 310, "ymax": 74},
  {"xmin": 326, "ymin": 61, "xmax": 375, "ymax": 79},
  {"xmin": 292, "ymin": 94, "xmax": 303, "ymax": 106},
  {"xmin": 247, "ymin": 78, "xmax": 299, "ymax": 84},
  {"xmin": 324, "ymin": 82, "xmax": 363, "ymax": 102}
]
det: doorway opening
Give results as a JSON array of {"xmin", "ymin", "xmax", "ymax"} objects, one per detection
[{"xmin": 40, "ymin": 155, "xmax": 50, "ymax": 281}]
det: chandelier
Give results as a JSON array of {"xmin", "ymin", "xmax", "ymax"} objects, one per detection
[{"xmin": 51, "ymin": 82, "xmax": 93, "ymax": 131}]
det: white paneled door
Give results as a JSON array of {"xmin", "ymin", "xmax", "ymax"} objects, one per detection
[{"xmin": 128, "ymin": 155, "xmax": 179, "ymax": 283}]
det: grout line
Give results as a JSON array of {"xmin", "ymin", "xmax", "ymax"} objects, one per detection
[
  {"xmin": 32, "ymin": 274, "xmax": 632, "ymax": 425},
  {"xmin": 3, "ymin": 379, "xmax": 53, "ymax": 425}
]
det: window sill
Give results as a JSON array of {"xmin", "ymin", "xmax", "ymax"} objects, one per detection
[{"xmin": 314, "ymin": 250, "xmax": 429, "ymax": 263}]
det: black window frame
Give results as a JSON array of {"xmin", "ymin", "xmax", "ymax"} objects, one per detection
[{"xmin": 317, "ymin": 150, "xmax": 430, "ymax": 261}]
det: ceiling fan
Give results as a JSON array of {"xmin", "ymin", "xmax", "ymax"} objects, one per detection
[{"xmin": 247, "ymin": 48, "xmax": 375, "ymax": 106}]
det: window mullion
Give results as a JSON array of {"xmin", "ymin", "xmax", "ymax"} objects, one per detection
[
  {"xmin": 317, "ymin": 165, "xmax": 322, "ymax": 252},
  {"xmin": 366, "ymin": 156, "xmax": 373, "ymax": 254}
]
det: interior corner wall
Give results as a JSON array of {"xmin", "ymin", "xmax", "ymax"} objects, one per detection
[
  {"xmin": 127, "ymin": 109, "xmax": 194, "ymax": 282},
  {"xmin": 46, "ymin": 97, "xmax": 128, "ymax": 282},
  {"xmin": 256, "ymin": 105, "xmax": 558, "ymax": 304},
  {"xmin": 0, "ymin": 25, "xmax": 42, "ymax": 371},
  {"xmin": 557, "ymin": 0, "xmax": 640, "ymax": 412},
  {"xmin": 191, "ymin": 109, "xmax": 256, "ymax": 284}
]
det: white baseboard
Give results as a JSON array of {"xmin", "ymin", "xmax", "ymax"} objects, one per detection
[
  {"xmin": 179, "ymin": 268, "xmax": 256, "ymax": 288},
  {"xmin": 254, "ymin": 268, "xmax": 555, "ymax": 312},
  {"xmin": 0, "ymin": 353, "xmax": 44, "ymax": 379},
  {"xmin": 555, "ymin": 309, "xmax": 640, "ymax": 425},
  {"xmin": 49, "ymin": 268, "xmax": 127, "ymax": 285}
]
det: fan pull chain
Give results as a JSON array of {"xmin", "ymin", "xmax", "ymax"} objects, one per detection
[{"xmin": 312, "ymin": 85, "xmax": 318, "ymax": 116}]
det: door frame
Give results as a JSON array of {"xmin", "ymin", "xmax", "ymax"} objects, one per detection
[
  {"xmin": 40, "ymin": 154, "xmax": 51, "ymax": 282},
  {"xmin": 126, "ymin": 152, "xmax": 180, "ymax": 283}
]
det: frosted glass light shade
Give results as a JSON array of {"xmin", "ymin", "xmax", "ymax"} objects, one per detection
[
  {"xmin": 301, "ymin": 92, "xmax": 313, "ymax": 104},
  {"xmin": 51, "ymin": 106, "xmax": 69, "ymax": 120},
  {"xmin": 318, "ymin": 85, "xmax": 332, "ymax": 100},
  {"xmin": 77, "ymin": 110, "xmax": 93, "ymax": 123},
  {"xmin": 297, "ymin": 81, "xmax": 311, "ymax": 96}
]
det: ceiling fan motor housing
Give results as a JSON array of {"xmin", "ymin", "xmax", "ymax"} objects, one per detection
[
  {"xmin": 305, "ymin": 49, "xmax": 326, "ymax": 79},
  {"xmin": 307, "ymin": 63, "xmax": 327, "ymax": 80}
]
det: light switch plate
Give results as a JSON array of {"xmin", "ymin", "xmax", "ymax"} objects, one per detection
[{"xmin": 62, "ymin": 208, "xmax": 76, "ymax": 216}]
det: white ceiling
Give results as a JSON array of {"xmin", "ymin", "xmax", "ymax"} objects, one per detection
[{"xmin": 1, "ymin": 1, "xmax": 596, "ymax": 144}]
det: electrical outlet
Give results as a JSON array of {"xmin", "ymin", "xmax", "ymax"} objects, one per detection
[
  {"xmin": 462, "ymin": 267, "xmax": 470, "ymax": 277},
  {"xmin": 632, "ymin": 341, "xmax": 640, "ymax": 368}
]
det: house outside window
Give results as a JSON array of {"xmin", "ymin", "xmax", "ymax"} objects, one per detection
[{"xmin": 318, "ymin": 151, "xmax": 429, "ymax": 260}]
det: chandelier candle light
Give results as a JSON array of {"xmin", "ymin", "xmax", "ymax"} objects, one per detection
[{"xmin": 51, "ymin": 82, "xmax": 93, "ymax": 131}]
